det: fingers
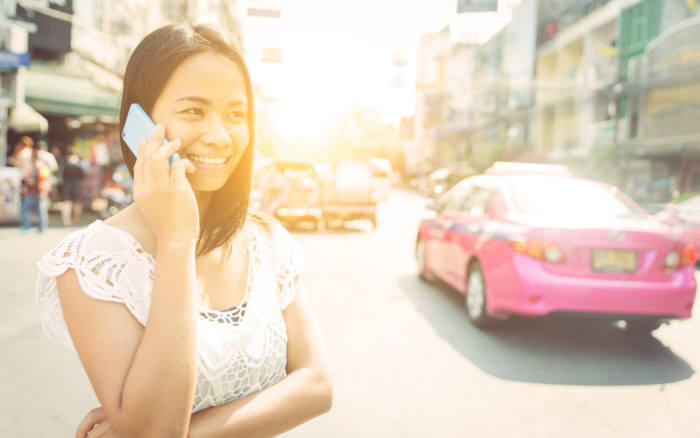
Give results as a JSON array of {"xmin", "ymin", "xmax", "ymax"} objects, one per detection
[
  {"xmin": 147, "ymin": 139, "xmax": 178, "ymax": 184},
  {"xmin": 86, "ymin": 419, "xmax": 113, "ymax": 438},
  {"xmin": 132, "ymin": 139, "xmax": 146, "ymax": 194},
  {"xmin": 75, "ymin": 407, "xmax": 106, "ymax": 438},
  {"xmin": 141, "ymin": 124, "xmax": 166, "ymax": 158},
  {"xmin": 152, "ymin": 138, "xmax": 182, "ymax": 161},
  {"xmin": 137, "ymin": 126, "xmax": 181, "ymax": 186},
  {"xmin": 170, "ymin": 157, "xmax": 196, "ymax": 187}
]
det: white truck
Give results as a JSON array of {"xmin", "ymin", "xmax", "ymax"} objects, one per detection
[{"xmin": 323, "ymin": 161, "xmax": 378, "ymax": 229}]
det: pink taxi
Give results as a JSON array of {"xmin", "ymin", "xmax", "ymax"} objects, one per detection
[{"xmin": 416, "ymin": 173, "xmax": 697, "ymax": 332}]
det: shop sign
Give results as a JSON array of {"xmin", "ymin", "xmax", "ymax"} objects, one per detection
[
  {"xmin": 0, "ymin": 50, "xmax": 29, "ymax": 68},
  {"xmin": 16, "ymin": 0, "xmax": 73, "ymax": 56}
]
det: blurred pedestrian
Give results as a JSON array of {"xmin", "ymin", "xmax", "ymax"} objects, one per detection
[
  {"xmin": 9, "ymin": 136, "xmax": 34, "ymax": 169},
  {"xmin": 50, "ymin": 145, "xmax": 66, "ymax": 203},
  {"xmin": 51, "ymin": 145, "xmax": 66, "ymax": 171},
  {"xmin": 37, "ymin": 140, "xmax": 59, "ymax": 203},
  {"xmin": 37, "ymin": 140, "xmax": 58, "ymax": 174},
  {"xmin": 19, "ymin": 147, "xmax": 52, "ymax": 233},
  {"xmin": 60, "ymin": 149, "xmax": 85, "ymax": 227}
]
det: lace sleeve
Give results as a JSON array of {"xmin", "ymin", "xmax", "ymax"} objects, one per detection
[
  {"xmin": 269, "ymin": 222, "xmax": 305, "ymax": 310},
  {"xmin": 35, "ymin": 221, "xmax": 154, "ymax": 347}
]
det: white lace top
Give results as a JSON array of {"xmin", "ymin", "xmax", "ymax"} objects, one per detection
[{"xmin": 36, "ymin": 218, "xmax": 303, "ymax": 413}]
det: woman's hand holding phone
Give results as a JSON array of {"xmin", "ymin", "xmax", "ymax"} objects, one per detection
[{"xmin": 133, "ymin": 124, "xmax": 199, "ymax": 245}]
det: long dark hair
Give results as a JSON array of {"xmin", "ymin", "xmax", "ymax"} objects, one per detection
[{"xmin": 119, "ymin": 23, "xmax": 256, "ymax": 256}]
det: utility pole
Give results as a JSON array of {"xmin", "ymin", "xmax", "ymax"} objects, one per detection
[{"xmin": 612, "ymin": 82, "xmax": 623, "ymax": 187}]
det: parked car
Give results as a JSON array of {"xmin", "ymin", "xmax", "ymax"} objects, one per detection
[
  {"xmin": 324, "ymin": 161, "xmax": 378, "ymax": 229},
  {"xmin": 655, "ymin": 194, "xmax": 700, "ymax": 265},
  {"xmin": 416, "ymin": 174, "xmax": 697, "ymax": 333}
]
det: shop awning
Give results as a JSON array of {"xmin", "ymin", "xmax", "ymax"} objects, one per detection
[
  {"xmin": 24, "ymin": 67, "xmax": 120, "ymax": 117},
  {"xmin": 9, "ymin": 102, "xmax": 48, "ymax": 133}
]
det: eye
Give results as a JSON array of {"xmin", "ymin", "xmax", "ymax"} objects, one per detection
[
  {"xmin": 228, "ymin": 110, "xmax": 246, "ymax": 122},
  {"xmin": 181, "ymin": 108, "xmax": 204, "ymax": 116}
]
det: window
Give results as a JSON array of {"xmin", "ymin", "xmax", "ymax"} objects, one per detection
[
  {"xmin": 437, "ymin": 180, "xmax": 474, "ymax": 212},
  {"xmin": 508, "ymin": 176, "xmax": 647, "ymax": 220},
  {"xmin": 461, "ymin": 186, "xmax": 491, "ymax": 217}
]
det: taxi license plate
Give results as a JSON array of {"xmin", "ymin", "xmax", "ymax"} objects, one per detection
[{"xmin": 591, "ymin": 249, "xmax": 637, "ymax": 273}]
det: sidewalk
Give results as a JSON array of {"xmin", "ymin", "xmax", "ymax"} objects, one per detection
[{"xmin": 0, "ymin": 212, "xmax": 101, "ymax": 437}]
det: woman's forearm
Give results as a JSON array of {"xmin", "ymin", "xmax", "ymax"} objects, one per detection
[
  {"xmin": 116, "ymin": 239, "xmax": 199, "ymax": 437},
  {"xmin": 188, "ymin": 367, "xmax": 333, "ymax": 438}
]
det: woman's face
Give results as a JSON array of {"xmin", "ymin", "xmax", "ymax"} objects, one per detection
[{"xmin": 151, "ymin": 50, "xmax": 250, "ymax": 192}]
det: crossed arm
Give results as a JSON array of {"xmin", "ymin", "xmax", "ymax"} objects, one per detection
[
  {"xmin": 186, "ymin": 279, "xmax": 333, "ymax": 438},
  {"xmin": 58, "ymin": 242, "xmax": 332, "ymax": 438}
]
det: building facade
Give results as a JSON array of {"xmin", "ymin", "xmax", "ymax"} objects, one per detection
[{"xmin": 411, "ymin": 0, "xmax": 700, "ymax": 205}]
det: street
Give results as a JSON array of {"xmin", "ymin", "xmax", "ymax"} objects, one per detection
[{"xmin": 1, "ymin": 189, "xmax": 699, "ymax": 437}]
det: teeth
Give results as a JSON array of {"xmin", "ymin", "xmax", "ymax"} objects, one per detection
[{"xmin": 189, "ymin": 155, "xmax": 227, "ymax": 165}]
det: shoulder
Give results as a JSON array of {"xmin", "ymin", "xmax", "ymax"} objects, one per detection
[
  {"xmin": 246, "ymin": 211, "xmax": 304, "ymax": 275},
  {"xmin": 37, "ymin": 218, "xmax": 154, "ymax": 287},
  {"xmin": 246, "ymin": 212, "xmax": 305, "ymax": 310},
  {"xmin": 247, "ymin": 212, "xmax": 301, "ymax": 258},
  {"xmin": 37, "ymin": 205, "xmax": 156, "ymax": 289},
  {"xmin": 36, "ymin": 219, "xmax": 155, "ymax": 345},
  {"xmin": 104, "ymin": 204, "xmax": 157, "ymax": 255},
  {"xmin": 38, "ymin": 220, "xmax": 137, "ymax": 269}
]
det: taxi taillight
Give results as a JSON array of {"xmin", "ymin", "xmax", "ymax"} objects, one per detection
[
  {"xmin": 509, "ymin": 238, "xmax": 565, "ymax": 263},
  {"xmin": 665, "ymin": 245, "xmax": 697, "ymax": 269},
  {"xmin": 681, "ymin": 245, "xmax": 697, "ymax": 267}
]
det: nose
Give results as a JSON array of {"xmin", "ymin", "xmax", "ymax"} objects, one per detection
[{"xmin": 201, "ymin": 115, "xmax": 233, "ymax": 148}]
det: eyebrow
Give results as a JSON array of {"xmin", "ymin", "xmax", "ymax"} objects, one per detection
[{"xmin": 174, "ymin": 96, "xmax": 247, "ymax": 106}]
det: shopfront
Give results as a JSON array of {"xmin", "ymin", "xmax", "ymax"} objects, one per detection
[
  {"xmin": 622, "ymin": 15, "xmax": 700, "ymax": 208},
  {"xmin": 12, "ymin": 61, "xmax": 122, "ymax": 212}
]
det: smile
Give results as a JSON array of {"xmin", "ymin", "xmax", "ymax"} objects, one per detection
[{"xmin": 187, "ymin": 154, "xmax": 231, "ymax": 168}]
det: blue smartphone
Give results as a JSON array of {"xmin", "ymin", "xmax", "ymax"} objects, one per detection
[{"xmin": 122, "ymin": 103, "xmax": 180, "ymax": 165}]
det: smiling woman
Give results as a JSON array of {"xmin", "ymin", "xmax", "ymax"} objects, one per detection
[
  {"xmin": 150, "ymin": 52, "xmax": 250, "ymax": 194},
  {"xmin": 35, "ymin": 22, "xmax": 332, "ymax": 438},
  {"xmin": 118, "ymin": 25, "xmax": 257, "ymax": 255}
]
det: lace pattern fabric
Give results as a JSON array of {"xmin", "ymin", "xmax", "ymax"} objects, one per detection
[{"xmin": 36, "ymin": 218, "xmax": 304, "ymax": 413}]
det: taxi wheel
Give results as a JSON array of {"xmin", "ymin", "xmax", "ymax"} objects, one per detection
[
  {"xmin": 416, "ymin": 236, "xmax": 434, "ymax": 282},
  {"xmin": 465, "ymin": 261, "xmax": 498, "ymax": 329}
]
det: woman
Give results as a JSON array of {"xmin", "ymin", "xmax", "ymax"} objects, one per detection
[{"xmin": 36, "ymin": 23, "xmax": 332, "ymax": 437}]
